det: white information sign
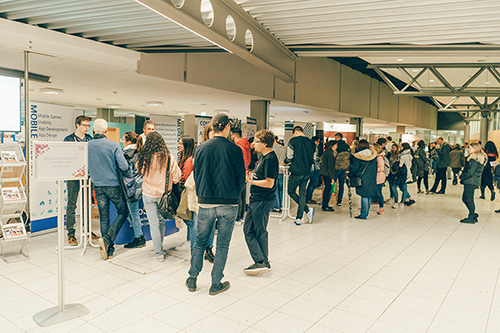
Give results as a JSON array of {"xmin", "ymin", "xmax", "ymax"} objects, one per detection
[
  {"xmin": 31, "ymin": 142, "xmax": 88, "ymax": 181},
  {"xmin": 149, "ymin": 115, "xmax": 181, "ymax": 159},
  {"xmin": 196, "ymin": 116, "xmax": 212, "ymax": 143},
  {"xmin": 246, "ymin": 117, "xmax": 257, "ymax": 139}
]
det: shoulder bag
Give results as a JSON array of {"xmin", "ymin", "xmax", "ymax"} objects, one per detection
[
  {"xmin": 158, "ymin": 156, "xmax": 180, "ymax": 220},
  {"xmin": 348, "ymin": 162, "xmax": 369, "ymax": 188}
]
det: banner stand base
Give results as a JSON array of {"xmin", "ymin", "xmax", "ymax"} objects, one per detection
[{"xmin": 33, "ymin": 303, "xmax": 89, "ymax": 327}]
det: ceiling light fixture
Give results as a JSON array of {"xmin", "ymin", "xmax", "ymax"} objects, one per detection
[
  {"xmin": 176, "ymin": 111, "xmax": 189, "ymax": 116},
  {"xmin": 105, "ymin": 104, "xmax": 122, "ymax": 108},
  {"xmin": 429, "ymin": 79, "xmax": 435, "ymax": 83},
  {"xmin": 485, "ymin": 82, "xmax": 490, "ymax": 85},
  {"xmin": 412, "ymin": 69, "xmax": 419, "ymax": 72},
  {"xmin": 216, "ymin": 109, "xmax": 229, "ymax": 114},
  {"xmin": 396, "ymin": 58, "xmax": 404, "ymax": 62},
  {"xmin": 146, "ymin": 101, "xmax": 164, "ymax": 106},
  {"xmin": 40, "ymin": 87, "xmax": 63, "ymax": 95}
]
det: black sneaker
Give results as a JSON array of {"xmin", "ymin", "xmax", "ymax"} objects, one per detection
[
  {"xmin": 322, "ymin": 207, "xmax": 334, "ymax": 212},
  {"xmin": 186, "ymin": 277, "xmax": 197, "ymax": 292},
  {"xmin": 124, "ymin": 235, "xmax": 146, "ymax": 249},
  {"xmin": 243, "ymin": 262, "xmax": 270, "ymax": 275},
  {"xmin": 107, "ymin": 246, "xmax": 115, "ymax": 260},
  {"xmin": 204, "ymin": 246, "xmax": 215, "ymax": 263},
  {"xmin": 265, "ymin": 261, "xmax": 271, "ymax": 270},
  {"xmin": 209, "ymin": 281, "xmax": 230, "ymax": 295}
]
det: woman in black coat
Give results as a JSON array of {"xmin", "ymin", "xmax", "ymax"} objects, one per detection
[
  {"xmin": 480, "ymin": 141, "xmax": 498, "ymax": 201},
  {"xmin": 460, "ymin": 142, "xmax": 487, "ymax": 224},
  {"xmin": 349, "ymin": 140, "xmax": 378, "ymax": 220},
  {"xmin": 319, "ymin": 140, "xmax": 338, "ymax": 211},
  {"xmin": 415, "ymin": 140, "xmax": 430, "ymax": 194}
]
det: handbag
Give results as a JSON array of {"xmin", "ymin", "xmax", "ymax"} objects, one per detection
[
  {"xmin": 158, "ymin": 156, "xmax": 180, "ymax": 220},
  {"xmin": 176, "ymin": 186, "xmax": 192, "ymax": 220},
  {"xmin": 349, "ymin": 162, "xmax": 369, "ymax": 188}
]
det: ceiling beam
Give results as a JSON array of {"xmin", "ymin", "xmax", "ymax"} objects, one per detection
[
  {"xmin": 134, "ymin": 0, "xmax": 296, "ymax": 83},
  {"xmin": 394, "ymin": 91, "xmax": 500, "ymax": 97}
]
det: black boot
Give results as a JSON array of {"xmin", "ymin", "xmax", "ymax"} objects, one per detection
[
  {"xmin": 460, "ymin": 214, "xmax": 476, "ymax": 224},
  {"xmin": 204, "ymin": 246, "xmax": 215, "ymax": 263},
  {"xmin": 124, "ymin": 235, "xmax": 146, "ymax": 249},
  {"xmin": 491, "ymin": 191, "xmax": 496, "ymax": 201},
  {"xmin": 480, "ymin": 187, "xmax": 485, "ymax": 199}
]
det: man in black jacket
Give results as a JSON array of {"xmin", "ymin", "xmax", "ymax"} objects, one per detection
[
  {"xmin": 284, "ymin": 126, "xmax": 316, "ymax": 225},
  {"xmin": 187, "ymin": 113, "xmax": 246, "ymax": 296},
  {"xmin": 430, "ymin": 137, "xmax": 451, "ymax": 194}
]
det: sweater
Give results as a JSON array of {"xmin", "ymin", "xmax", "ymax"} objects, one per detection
[
  {"xmin": 194, "ymin": 136, "xmax": 246, "ymax": 204},
  {"xmin": 319, "ymin": 148, "xmax": 336, "ymax": 179},
  {"xmin": 284, "ymin": 136, "xmax": 316, "ymax": 175},
  {"xmin": 376, "ymin": 152, "xmax": 386, "ymax": 184},
  {"xmin": 88, "ymin": 134, "xmax": 129, "ymax": 187},
  {"xmin": 140, "ymin": 154, "xmax": 181, "ymax": 198},
  {"xmin": 235, "ymin": 138, "xmax": 251, "ymax": 171},
  {"xmin": 399, "ymin": 149, "xmax": 413, "ymax": 183}
]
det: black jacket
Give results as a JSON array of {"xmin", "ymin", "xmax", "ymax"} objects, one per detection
[
  {"xmin": 194, "ymin": 136, "xmax": 246, "ymax": 205},
  {"xmin": 349, "ymin": 148, "xmax": 378, "ymax": 197},
  {"xmin": 320, "ymin": 148, "xmax": 336, "ymax": 179},
  {"xmin": 64, "ymin": 133, "xmax": 92, "ymax": 142},
  {"xmin": 437, "ymin": 142, "xmax": 451, "ymax": 168},
  {"xmin": 284, "ymin": 136, "xmax": 316, "ymax": 175},
  {"xmin": 461, "ymin": 153, "xmax": 487, "ymax": 187}
]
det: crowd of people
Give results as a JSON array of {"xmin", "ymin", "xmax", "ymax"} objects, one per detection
[{"xmin": 64, "ymin": 114, "xmax": 499, "ymax": 296}]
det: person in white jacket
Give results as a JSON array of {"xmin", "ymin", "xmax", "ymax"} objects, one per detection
[{"xmin": 399, "ymin": 143, "xmax": 416, "ymax": 206}]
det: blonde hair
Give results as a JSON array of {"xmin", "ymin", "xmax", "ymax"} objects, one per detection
[
  {"xmin": 372, "ymin": 143, "xmax": 382, "ymax": 153},
  {"xmin": 469, "ymin": 142, "xmax": 482, "ymax": 154}
]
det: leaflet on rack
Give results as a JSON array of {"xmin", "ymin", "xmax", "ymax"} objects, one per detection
[
  {"xmin": 2, "ymin": 187, "xmax": 21, "ymax": 200},
  {"xmin": 1, "ymin": 150, "xmax": 17, "ymax": 162}
]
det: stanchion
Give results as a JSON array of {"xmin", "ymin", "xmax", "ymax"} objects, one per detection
[
  {"xmin": 33, "ymin": 180, "xmax": 89, "ymax": 326},
  {"xmin": 277, "ymin": 166, "xmax": 295, "ymax": 223}
]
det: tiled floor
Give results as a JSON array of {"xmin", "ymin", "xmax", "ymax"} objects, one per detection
[{"xmin": 2, "ymin": 181, "xmax": 500, "ymax": 332}]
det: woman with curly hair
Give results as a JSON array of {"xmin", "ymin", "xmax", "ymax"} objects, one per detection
[{"xmin": 137, "ymin": 131, "xmax": 181, "ymax": 262}]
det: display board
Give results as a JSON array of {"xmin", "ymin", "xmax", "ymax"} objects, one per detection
[
  {"xmin": 246, "ymin": 117, "xmax": 257, "ymax": 139},
  {"xmin": 196, "ymin": 116, "xmax": 212, "ymax": 144},
  {"xmin": 30, "ymin": 142, "xmax": 88, "ymax": 182},
  {"xmin": 149, "ymin": 115, "xmax": 181, "ymax": 159},
  {"xmin": 0, "ymin": 76, "xmax": 21, "ymax": 132}
]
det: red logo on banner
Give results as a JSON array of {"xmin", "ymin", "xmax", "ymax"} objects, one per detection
[
  {"xmin": 72, "ymin": 166, "xmax": 86, "ymax": 178},
  {"xmin": 35, "ymin": 144, "xmax": 50, "ymax": 158}
]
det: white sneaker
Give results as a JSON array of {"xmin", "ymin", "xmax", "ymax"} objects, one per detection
[
  {"xmin": 399, "ymin": 203, "xmax": 404, "ymax": 208},
  {"xmin": 175, "ymin": 241, "xmax": 190, "ymax": 251},
  {"xmin": 235, "ymin": 220, "xmax": 243, "ymax": 226},
  {"xmin": 392, "ymin": 203, "xmax": 399, "ymax": 209},
  {"xmin": 306, "ymin": 207, "xmax": 315, "ymax": 224},
  {"xmin": 149, "ymin": 253, "xmax": 164, "ymax": 262}
]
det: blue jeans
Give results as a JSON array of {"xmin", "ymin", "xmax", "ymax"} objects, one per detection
[
  {"xmin": 143, "ymin": 195, "xmax": 165, "ymax": 255},
  {"xmin": 400, "ymin": 183, "xmax": 410, "ymax": 203},
  {"xmin": 360, "ymin": 197, "xmax": 371, "ymax": 218},
  {"xmin": 273, "ymin": 173, "xmax": 284, "ymax": 209},
  {"xmin": 184, "ymin": 212, "xmax": 216, "ymax": 250},
  {"xmin": 288, "ymin": 173, "xmax": 311, "ymax": 219},
  {"xmin": 95, "ymin": 186, "xmax": 128, "ymax": 247},
  {"xmin": 306, "ymin": 169, "xmax": 320, "ymax": 202},
  {"xmin": 334, "ymin": 170, "xmax": 346, "ymax": 204},
  {"xmin": 376, "ymin": 184, "xmax": 384, "ymax": 209},
  {"xmin": 189, "ymin": 205, "xmax": 238, "ymax": 285},
  {"xmin": 128, "ymin": 199, "xmax": 143, "ymax": 238}
]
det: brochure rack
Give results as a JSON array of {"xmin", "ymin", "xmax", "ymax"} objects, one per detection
[{"xmin": 0, "ymin": 143, "xmax": 29, "ymax": 262}]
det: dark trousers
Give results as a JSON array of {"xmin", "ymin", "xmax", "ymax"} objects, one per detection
[
  {"xmin": 306, "ymin": 169, "xmax": 320, "ymax": 202},
  {"xmin": 334, "ymin": 170, "xmax": 346, "ymax": 204},
  {"xmin": 95, "ymin": 186, "xmax": 129, "ymax": 247},
  {"xmin": 431, "ymin": 167, "xmax": 447, "ymax": 193},
  {"xmin": 244, "ymin": 199, "xmax": 274, "ymax": 264},
  {"xmin": 322, "ymin": 175, "xmax": 332, "ymax": 209},
  {"xmin": 462, "ymin": 184, "xmax": 477, "ymax": 215},
  {"xmin": 417, "ymin": 170, "xmax": 429, "ymax": 191},
  {"xmin": 237, "ymin": 185, "xmax": 247, "ymax": 221},
  {"xmin": 288, "ymin": 173, "xmax": 310, "ymax": 219},
  {"xmin": 66, "ymin": 180, "xmax": 80, "ymax": 237},
  {"xmin": 452, "ymin": 168, "xmax": 461, "ymax": 182}
]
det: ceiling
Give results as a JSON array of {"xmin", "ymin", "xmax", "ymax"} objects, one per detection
[{"xmin": 2, "ymin": 0, "xmax": 499, "ymax": 128}]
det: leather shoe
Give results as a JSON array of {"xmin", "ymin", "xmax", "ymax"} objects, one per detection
[
  {"xmin": 322, "ymin": 207, "xmax": 334, "ymax": 212},
  {"xmin": 354, "ymin": 215, "xmax": 366, "ymax": 220}
]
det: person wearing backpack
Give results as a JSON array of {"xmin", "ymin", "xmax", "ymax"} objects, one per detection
[
  {"xmin": 373, "ymin": 143, "xmax": 386, "ymax": 215},
  {"xmin": 349, "ymin": 140, "xmax": 377, "ymax": 219},
  {"xmin": 415, "ymin": 140, "xmax": 430, "ymax": 194},
  {"xmin": 450, "ymin": 144, "xmax": 465, "ymax": 186},
  {"xmin": 332, "ymin": 133, "xmax": 351, "ymax": 206},
  {"xmin": 460, "ymin": 143, "xmax": 487, "ymax": 223}
]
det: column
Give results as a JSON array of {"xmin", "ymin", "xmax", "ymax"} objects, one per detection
[
  {"xmin": 350, "ymin": 117, "xmax": 363, "ymax": 137},
  {"xmin": 183, "ymin": 114, "xmax": 197, "ymax": 140},
  {"xmin": 96, "ymin": 108, "xmax": 116, "ymax": 122},
  {"xmin": 480, "ymin": 112, "xmax": 489, "ymax": 144},
  {"xmin": 250, "ymin": 100, "xmax": 270, "ymax": 130},
  {"xmin": 464, "ymin": 119, "xmax": 470, "ymax": 143}
]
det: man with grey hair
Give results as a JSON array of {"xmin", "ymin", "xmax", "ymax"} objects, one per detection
[{"xmin": 89, "ymin": 118, "xmax": 130, "ymax": 260}]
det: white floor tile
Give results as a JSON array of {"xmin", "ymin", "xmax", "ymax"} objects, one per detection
[
  {"xmin": 218, "ymin": 300, "xmax": 274, "ymax": 326},
  {"xmin": 184, "ymin": 314, "xmax": 248, "ymax": 333},
  {"xmin": 252, "ymin": 311, "xmax": 314, "ymax": 333},
  {"xmin": 152, "ymin": 301, "xmax": 211, "ymax": 329},
  {"xmin": 87, "ymin": 304, "xmax": 146, "ymax": 332}
]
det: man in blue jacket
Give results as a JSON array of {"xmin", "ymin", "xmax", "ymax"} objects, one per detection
[
  {"xmin": 88, "ymin": 119, "xmax": 130, "ymax": 260},
  {"xmin": 186, "ymin": 113, "xmax": 246, "ymax": 296}
]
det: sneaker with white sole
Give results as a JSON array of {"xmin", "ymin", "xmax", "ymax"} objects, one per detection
[
  {"xmin": 175, "ymin": 241, "xmax": 190, "ymax": 251},
  {"xmin": 307, "ymin": 207, "xmax": 315, "ymax": 224},
  {"xmin": 398, "ymin": 203, "xmax": 404, "ymax": 208},
  {"xmin": 243, "ymin": 262, "xmax": 270, "ymax": 275},
  {"xmin": 235, "ymin": 220, "xmax": 243, "ymax": 226},
  {"xmin": 392, "ymin": 203, "xmax": 399, "ymax": 209},
  {"xmin": 149, "ymin": 253, "xmax": 164, "ymax": 262},
  {"xmin": 294, "ymin": 219, "xmax": 303, "ymax": 226}
]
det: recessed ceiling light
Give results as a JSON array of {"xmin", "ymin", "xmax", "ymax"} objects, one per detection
[
  {"xmin": 201, "ymin": 112, "xmax": 207, "ymax": 116},
  {"xmin": 396, "ymin": 58, "xmax": 404, "ymax": 62},
  {"xmin": 176, "ymin": 111, "xmax": 189, "ymax": 116},
  {"xmin": 40, "ymin": 87, "xmax": 63, "ymax": 95},
  {"xmin": 485, "ymin": 82, "xmax": 490, "ymax": 85},
  {"xmin": 429, "ymin": 79, "xmax": 435, "ymax": 83},
  {"xmin": 412, "ymin": 69, "xmax": 419, "ymax": 72},
  {"xmin": 216, "ymin": 109, "xmax": 229, "ymax": 114},
  {"xmin": 274, "ymin": 121, "xmax": 282, "ymax": 125},
  {"xmin": 105, "ymin": 104, "xmax": 122, "ymax": 108},
  {"xmin": 146, "ymin": 101, "xmax": 164, "ymax": 106}
]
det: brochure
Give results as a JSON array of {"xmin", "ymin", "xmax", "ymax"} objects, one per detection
[
  {"xmin": 2, "ymin": 187, "xmax": 21, "ymax": 200},
  {"xmin": 1, "ymin": 150, "xmax": 17, "ymax": 162},
  {"xmin": 2, "ymin": 225, "xmax": 25, "ymax": 238}
]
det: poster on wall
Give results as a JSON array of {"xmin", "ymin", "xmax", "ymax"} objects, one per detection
[
  {"xmin": 196, "ymin": 116, "xmax": 212, "ymax": 143},
  {"xmin": 28, "ymin": 102, "xmax": 79, "ymax": 232},
  {"xmin": 149, "ymin": 115, "xmax": 182, "ymax": 160},
  {"xmin": 246, "ymin": 117, "xmax": 257, "ymax": 139}
]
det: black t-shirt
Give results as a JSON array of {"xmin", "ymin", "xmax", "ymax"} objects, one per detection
[{"xmin": 250, "ymin": 151, "xmax": 279, "ymax": 202}]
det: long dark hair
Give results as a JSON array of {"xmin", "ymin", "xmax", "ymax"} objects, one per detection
[
  {"xmin": 484, "ymin": 141, "xmax": 498, "ymax": 157},
  {"xmin": 137, "ymin": 132, "xmax": 169, "ymax": 176},
  {"xmin": 179, "ymin": 136, "xmax": 195, "ymax": 169}
]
